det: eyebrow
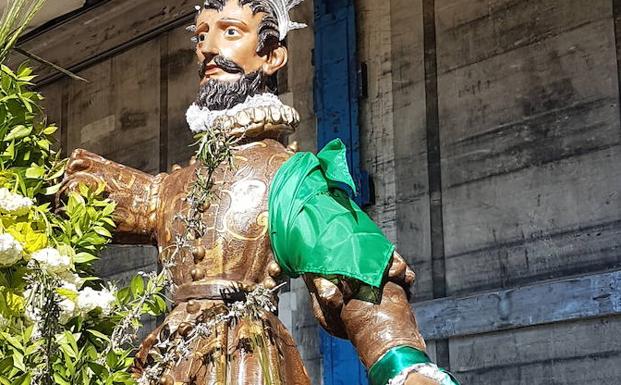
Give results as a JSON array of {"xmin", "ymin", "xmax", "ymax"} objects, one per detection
[
  {"xmin": 196, "ymin": 22, "xmax": 209, "ymax": 32},
  {"xmin": 216, "ymin": 18, "xmax": 250, "ymax": 31}
]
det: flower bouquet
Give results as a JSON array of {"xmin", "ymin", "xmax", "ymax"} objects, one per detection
[{"xmin": 0, "ymin": 2, "xmax": 168, "ymax": 384}]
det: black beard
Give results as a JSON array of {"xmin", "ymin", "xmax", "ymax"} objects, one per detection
[{"xmin": 195, "ymin": 70, "xmax": 267, "ymax": 111}]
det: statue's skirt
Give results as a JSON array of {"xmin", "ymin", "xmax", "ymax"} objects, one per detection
[{"xmin": 133, "ymin": 282, "xmax": 311, "ymax": 385}]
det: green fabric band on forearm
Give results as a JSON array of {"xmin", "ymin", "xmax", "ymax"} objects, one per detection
[
  {"xmin": 268, "ymin": 139, "xmax": 394, "ymax": 288},
  {"xmin": 369, "ymin": 346, "xmax": 431, "ymax": 385},
  {"xmin": 369, "ymin": 346, "xmax": 461, "ymax": 385}
]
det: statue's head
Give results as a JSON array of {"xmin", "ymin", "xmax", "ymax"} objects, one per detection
[{"xmin": 192, "ymin": 0, "xmax": 305, "ymax": 111}]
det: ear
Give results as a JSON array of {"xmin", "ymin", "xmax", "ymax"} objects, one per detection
[{"xmin": 262, "ymin": 46, "xmax": 288, "ymax": 75}]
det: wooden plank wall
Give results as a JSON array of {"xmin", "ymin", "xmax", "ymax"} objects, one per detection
[{"xmin": 362, "ymin": 0, "xmax": 621, "ymax": 383}]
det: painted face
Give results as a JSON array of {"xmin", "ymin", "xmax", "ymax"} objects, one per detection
[{"xmin": 195, "ymin": 1, "xmax": 271, "ymax": 85}]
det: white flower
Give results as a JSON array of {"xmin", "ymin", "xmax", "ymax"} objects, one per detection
[
  {"xmin": 76, "ymin": 287, "xmax": 116, "ymax": 316},
  {"xmin": 58, "ymin": 271, "xmax": 86, "ymax": 288},
  {"xmin": 0, "ymin": 188, "xmax": 33, "ymax": 216},
  {"xmin": 31, "ymin": 248, "xmax": 71, "ymax": 273},
  {"xmin": 57, "ymin": 282, "xmax": 79, "ymax": 322},
  {"xmin": 58, "ymin": 298, "xmax": 76, "ymax": 322},
  {"xmin": 0, "ymin": 233, "xmax": 23, "ymax": 266}
]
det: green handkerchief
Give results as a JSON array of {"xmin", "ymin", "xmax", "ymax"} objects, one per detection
[{"xmin": 268, "ymin": 139, "xmax": 394, "ymax": 288}]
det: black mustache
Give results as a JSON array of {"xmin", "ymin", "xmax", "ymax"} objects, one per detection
[{"xmin": 199, "ymin": 55, "xmax": 245, "ymax": 78}]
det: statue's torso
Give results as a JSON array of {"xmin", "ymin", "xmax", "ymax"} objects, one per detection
[
  {"xmin": 134, "ymin": 139, "xmax": 312, "ymax": 385},
  {"xmin": 156, "ymin": 138, "xmax": 291, "ymax": 289}
]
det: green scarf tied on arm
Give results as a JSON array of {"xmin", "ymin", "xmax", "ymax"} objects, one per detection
[{"xmin": 268, "ymin": 139, "xmax": 395, "ymax": 288}]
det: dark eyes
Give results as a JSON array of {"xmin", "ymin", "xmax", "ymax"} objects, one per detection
[
  {"xmin": 192, "ymin": 27, "xmax": 241, "ymax": 44},
  {"xmin": 224, "ymin": 28, "xmax": 241, "ymax": 38}
]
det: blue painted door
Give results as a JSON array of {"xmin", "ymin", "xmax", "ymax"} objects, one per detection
[{"xmin": 314, "ymin": 0, "xmax": 369, "ymax": 384}]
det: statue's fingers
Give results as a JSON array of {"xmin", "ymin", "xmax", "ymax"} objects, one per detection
[
  {"xmin": 66, "ymin": 157, "xmax": 92, "ymax": 175},
  {"xmin": 312, "ymin": 276, "xmax": 343, "ymax": 310},
  {"xmin": 404, "ymin": 267, "xmax": 416, "ymax": 286},
  {"xmin": 388, "ymin": 251, "xmax": 407, "ymax": 281},
  {"xmin": 388, "ymin": 251, "xmax": 416, "ymax": 287}
]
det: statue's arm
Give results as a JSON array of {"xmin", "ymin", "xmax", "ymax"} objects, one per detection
[
  {"xmin": 304, "ymin": 254, "xmax": 445, "ymax": 385},
  {"xmin": 270, "ymin": 142, "xmax": 458, "ymax": 384},
  {"xmin": 61, "ymin": 149, "xmax": 163, "ymax": 241}
]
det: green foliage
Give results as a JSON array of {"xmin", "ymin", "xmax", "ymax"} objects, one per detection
[
  {"xmin": 0, "ymin": 64, "xmax": 62, "ymax": 197},
  {"xmin": 0, "ymin": 0, "xmax": 46, "ymax": 63},
  {"xmin": 0, "ymin": 4, "xmax": 168, "ymax": 384},
  {"xmin": 53, "ymin": 183, "xmax": 116, "ymax": 262}
]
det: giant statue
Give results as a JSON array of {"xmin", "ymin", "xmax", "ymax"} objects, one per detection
[{"xmin": 61, "ymin": 1, "xmax": 459, "ymax": 385}]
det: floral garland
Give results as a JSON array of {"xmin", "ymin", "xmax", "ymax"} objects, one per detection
[
  {"xmin": 138, "ymin": 285, "xmax": 279, "ymax": 384},
  {"xmin": 138, "ymin": 103, "xmax": 288, "ymax": 384},
  {"xmin": 0, "ymin": 37, "xmax": 168, "ymax": 385}
]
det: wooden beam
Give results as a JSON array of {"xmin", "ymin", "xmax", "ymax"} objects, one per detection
[
  {"xmin": 415, "ymin": 269, "xmax": 621, "ymax": 340},
  {"xmin": 8, "ymin": 0, "xmax": 196, "ymax": 86},
  {"xmin": 614, "ymin": 0, "xmax": 621, "ymax": 121},
  {"xmin": 422, "ymin": 0, "xmax": 451, "ymax": 369}
]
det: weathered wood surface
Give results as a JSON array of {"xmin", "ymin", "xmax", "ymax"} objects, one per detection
[
  {"xmin": 415, "ymin": 269, "xmax": 621, "ymax": 340},
  {"xmin": 95, "ymin": 244, "xmax": 159, "ymax": 342},
  {"xmin": 450, "ymin": 316, "xmax": 621, "ymax": 384},
  {"xmin": 164, "ymin": 24, "xmax": 200, "ymax": 170},
  {"xmin": 10, "ymin": 0, "xmax": 196, "ymax": 84},
  {"xmin": 286, "ymin": 0, "xmax": 316, "ymax": 154},
  {"xmin": 444, "ymin": 148, "xmax": 621, "ymax": 295},
  {"xmin": 439, "ymin": 20, "xmax": 619, "ymax": 187},
  {"xmin": 358, "ymin": 0, "xmax": 398, "ymax": 244},
  {"xmin": 435, "ymin": 0, "xmax": 612, "ymax": 73},
  {"xmin": 64, "ymin": 39, "xmax": 161, "ymax": 174},
  {"xmin": 38, "ymin": 80, "xmax": 65, "ymax": 145},
  {"xmin": 389, "ymin": 0, "xmax": 434, "ymax": 302},
  {"xmin": 95, "ymin": 245, "xmax": 158, "ymax": 284},
  {"xmin": 436, "ymin": 0, "xmax": 621, "ymax": 296}
]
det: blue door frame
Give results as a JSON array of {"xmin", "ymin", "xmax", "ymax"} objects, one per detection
[{"xmin": 314, "ymin": 1, "xmax": 369, "ymax": 384}]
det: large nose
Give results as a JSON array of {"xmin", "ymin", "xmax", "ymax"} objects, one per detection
[{"xmin": 197, "ymin": 33, "xmax": 219, "ymax": 63}]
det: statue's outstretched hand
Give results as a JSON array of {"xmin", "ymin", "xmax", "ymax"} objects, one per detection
[
  {"xmin": 59, "ymin": 149, "xmax": 110, "ymax": 200},
  {"xmin": 58, "ymin": 149, "xmax": 160, "ymax": 238}
]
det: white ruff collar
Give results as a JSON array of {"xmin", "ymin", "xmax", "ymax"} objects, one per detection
[{"xmin": 186, "ymin": 93, "xmax": 285, "ymax": 133}]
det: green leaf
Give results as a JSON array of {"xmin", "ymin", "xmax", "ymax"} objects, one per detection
[
  {"xmin": 43, "ymin": 183, "xmax": 61, "ymax": 195},
  {"xmin": 42, "ymin": 125, "xmax": 57, "ymax": 135},
  {"xmin": 101, "ymin": 204, "xmax": 115, "ymax": 217},
  {"xmin": 52, "ymin": 374, "xmax": 70, "ymax": 385},
  {"xmin": 24, "ymin": 165, "xmax": 44, "ymax": 179},
  {"xmin": 86, "ymin": 361, "xmax": 107, "ymax": 377},
  {"xmin": 36, "ymin": 139, "xmax": 50, "ymax": 151},
  {"xmin": 56, "ymin": 287, "xmax": 78, "ymax": 301},
  {"xmin": 2, "ymin": 141, "xmax": 14, "ymax": 158},
  {"xmin": 0, "ymin": 357, "xmax": 13, "ymax": 374},
  {"xmin": 74, "ymin": 252, "xmax": 98, "ymax": 264},
  {"xmin": 130, "ymin": 275, "xmax": 144, "ymax": 297},
  {"xmin": 0, "ymin": 332, "xmax": 23, "ymax": 350},
  {"xmin": 1, "ymin": 66, "xmax": 16, "ymax": 79},
  {"xmin": 87, "ymin": 329, "xmax": 111, "ymax": 343},
  {"xmin": 4, "ymin": 125, "xmax": 31, "ymax": 141},
  {"xmin": 78, "ymin": 183, "xmax": 89, "ymax": 197},
  {"xmin": 116, "ymin": 287, "xmax": 131, "ymax": 304},
  {"xmin": 9, "ymin": 373, "xmax": 30, "ymax": 385},
  {"xmin": 93, "ymin": 226, "xmax": 112, "ymax": 238},
  {"xmin": 10, "ymin": 351, "xmax": 24, "ymax": 372}
]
